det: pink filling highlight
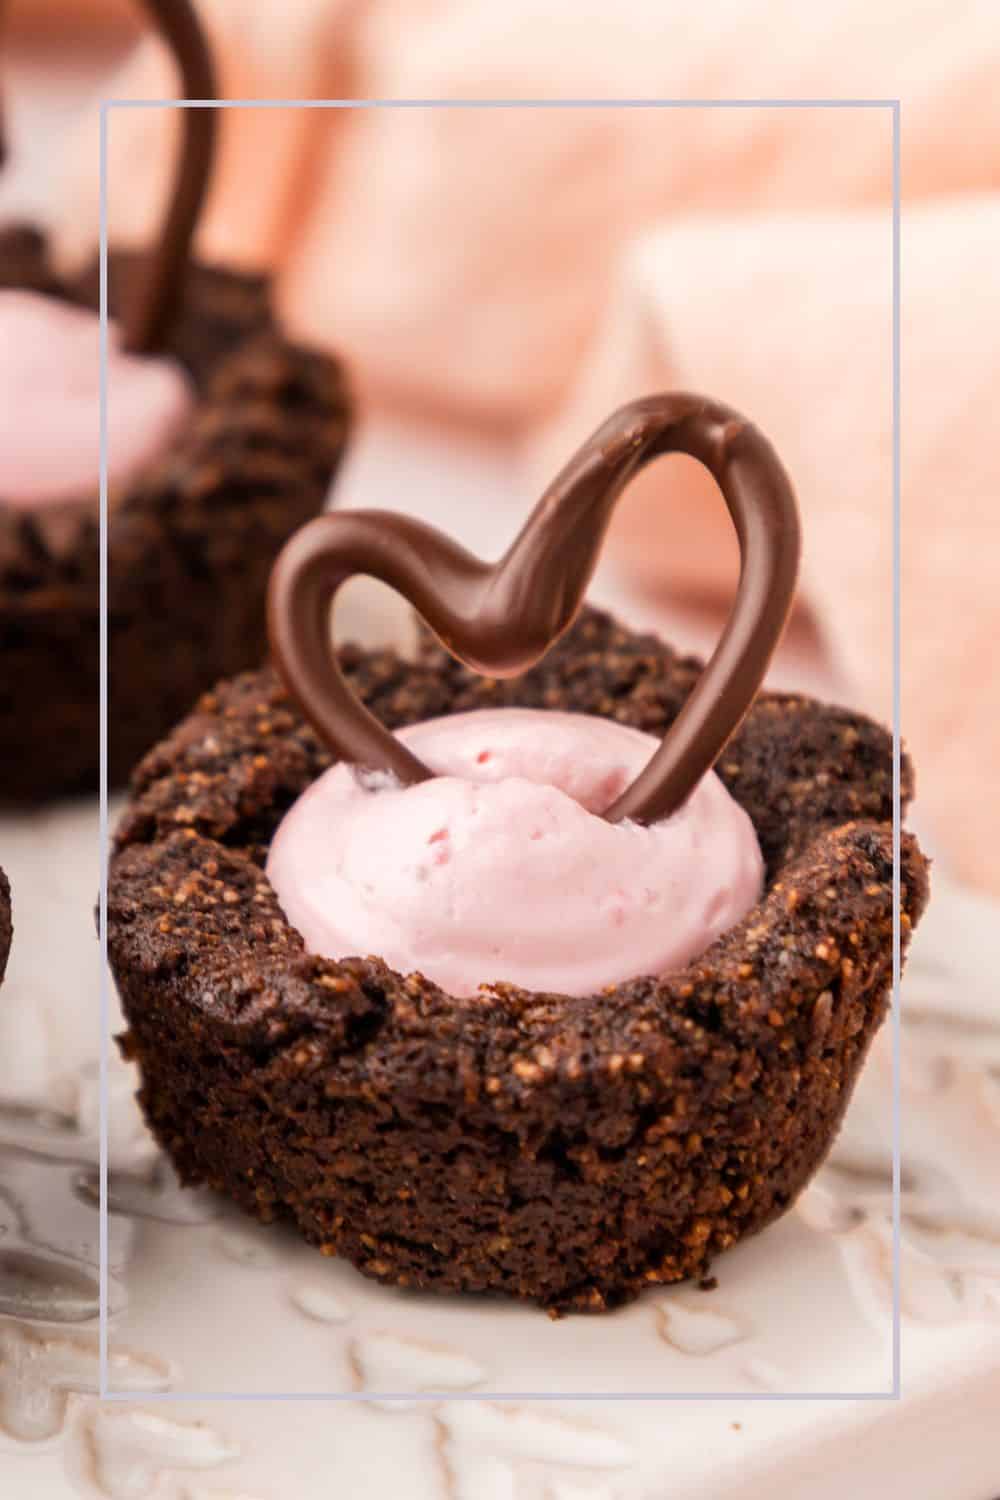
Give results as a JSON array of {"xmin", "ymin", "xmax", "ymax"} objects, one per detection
[
  {"xmin": 266, "ymin": 708, "xmax": 764, "ymax": 998},
  {"xmin": 0, "ymin": 291, "xmax": 194, "ymax": 508}
]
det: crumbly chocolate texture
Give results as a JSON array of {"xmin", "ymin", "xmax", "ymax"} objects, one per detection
[
  {"xmin": 0, "ymin": 866, "xmax": 10, "ymax": 986},
  {"xmin": 0, "ymin": 230, "xmax": 350, "ymax": 801},
  {"xmin": 109, "ymin": 609, "xmax": 929, "ymax": 1313}
]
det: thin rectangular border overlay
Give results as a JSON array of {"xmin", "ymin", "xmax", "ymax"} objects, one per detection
[{"xmin": 98, "ymin": 96, "xmax": 902, "ymax": 1402}]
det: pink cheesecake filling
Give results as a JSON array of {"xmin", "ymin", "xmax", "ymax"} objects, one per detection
[
  {"xmin": 266, "ymin": 708, "xmax": 764, "ymax": 998},
  {"xmin": 0, "ymin": 290, "xmax": 194, "ymax": 508}
]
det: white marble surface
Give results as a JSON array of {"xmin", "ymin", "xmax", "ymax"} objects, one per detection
[
  {"xmin": 1, "ymin": 775, "xmax": 998, "ymax": 1498},
  {"xmin": 1, "ymin": 418, "xmax": 998, "ymax": 1496}
]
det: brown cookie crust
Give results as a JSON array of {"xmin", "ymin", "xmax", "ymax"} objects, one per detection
[
  {"xmin": 109, "ymin": 609, "xmax": 929, "ymax": 1312},
  {"xmin": 0, "ymin": 230, "xmax": 350, "ymax": 801}
]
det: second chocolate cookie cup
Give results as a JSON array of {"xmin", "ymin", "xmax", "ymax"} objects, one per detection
[{"xmin": 0, "ymin": 236, "xmax": 350, "ymax": 800}]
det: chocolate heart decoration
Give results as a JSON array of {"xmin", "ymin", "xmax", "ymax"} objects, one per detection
[
  {"xmin": 0, "ymin": 0, "xmax": 216, "ymax": 355},
  {"xmin": 268, "ymin": 393, "xmax": 801, "ymax": 824},
  {"xmin": 121, "ymin": 0, "xmax": 217, "ymax": 354}
]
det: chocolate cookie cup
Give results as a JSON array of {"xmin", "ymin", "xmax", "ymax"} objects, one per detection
[
  {"xmin": 0, "ymin": 231, "xmax": 349, "ymax": 798},
  {"xmin": 108, "ymin": 602, "xmax": 928, "ymax": 1312},
  {"xmin": 0, "ymin": 865, "xmax": 10, "ymax": 987},
  {"xmin": 0, "ymin": 0, "xmax": 350, "ymax": 801}
]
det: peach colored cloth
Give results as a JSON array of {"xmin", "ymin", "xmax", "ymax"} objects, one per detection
[
  {"xmin": 54, "ymin": 0, "xmax": 1000, "ymax": 422},
  {"xmin": 536, "ymin": 198, "xmax": 1000, "ymax": 895},
  {"xmin": 35, "ymin": 0, "xmax": 1000, "ymax": 894},
  {"xmin": 6, "ymin": 0, "xmax": 135, "ymax": 33}
]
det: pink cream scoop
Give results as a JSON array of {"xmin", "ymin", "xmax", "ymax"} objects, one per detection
[
  {"xmin": 266, "ymin": 707, "xmax": 763, "ymax": 998},
  {"xmin": 0, "ymin": 290, "xmax": 193, "ymax": 508}
]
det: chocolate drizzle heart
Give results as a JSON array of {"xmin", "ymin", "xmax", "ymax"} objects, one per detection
[
  {"xmin": 268, "ymin": 393, "xmax": 801, "ymax": 824},
  {"xmin": 121, "ymin": 0, "xmax": 217, "ymax": 354},
  {"xmin": 0, "ymin": 0, "xmax": 216, "ymax": 356}
]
